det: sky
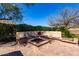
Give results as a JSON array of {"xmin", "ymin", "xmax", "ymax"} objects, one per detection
[{"xmin": 18, "ymin": 3, "xmax": 79, "ymax": 26}]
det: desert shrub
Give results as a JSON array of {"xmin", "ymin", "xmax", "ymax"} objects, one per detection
[
  {"xmin": 59, "ymin": 27, "xmax": 76, "ymax": 38},
  {"xmin": 0, "ymin": 23, "xmax": 16, "ymax": 42}
]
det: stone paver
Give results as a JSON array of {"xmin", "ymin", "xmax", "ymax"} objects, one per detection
[{"xmin": 0, "ymin": 40, "xmax": 79, "ymax": 56}]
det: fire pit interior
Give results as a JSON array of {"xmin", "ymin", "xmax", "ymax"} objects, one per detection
[
  {"xmin": 31, "ymin": 37, "xmax": 45, "ymax": 43},
  {"xmin": 29, "ymin": 36, "xmax": 51, "ymax": 47}
]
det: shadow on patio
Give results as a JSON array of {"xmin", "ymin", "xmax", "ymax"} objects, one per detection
[{"xmin": 0, "ymin": 51, "xmax": 23, "ymax": 56}]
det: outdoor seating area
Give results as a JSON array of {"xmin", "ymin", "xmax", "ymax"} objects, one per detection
[
  {"xmin": 16, "ymin": 31, "xmax": 61, "ymax": 47},
  {"xmin": 0, "ymin": 3, "xmax": 79, "ymax": 56}
]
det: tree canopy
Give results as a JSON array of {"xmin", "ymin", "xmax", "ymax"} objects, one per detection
[
  {"xmin": 16, "ymin": 24, "xmax": 53, "ymax": 31},
  {"xmin": 48, "ymin": 8, "xmax": 79, "ymax": 28},
  {"xmin": 0, "ymin": 3, "xmax": 23, "ymax": 22}
]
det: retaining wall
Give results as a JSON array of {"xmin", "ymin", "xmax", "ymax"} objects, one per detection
[{"xmin": 16, "ymin": 31, "xmax": 62, "ymax": 40}]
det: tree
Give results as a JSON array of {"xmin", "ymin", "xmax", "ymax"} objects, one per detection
[
  {"xmin": 0, "ymin": 3, "xmax": 33, "ymax": 43},
  {"xmin": 48, "ymin": 8, "xmax": 79, "ymax": 28},
  {"xmin": 0, "ymin": 3, "xmax": 33, "ymax": 21},
  {"xmin": 0, "ymin": 3, "xmax": 23, "ymax": 22}
]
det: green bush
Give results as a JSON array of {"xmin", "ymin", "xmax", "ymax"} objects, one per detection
[
  {"xmin": 0, "ymin": 23, "xmax": 16, "ymax": 42},
  {"xmin": 59, "ymin": 27, "xmax": 76, "ymax": 38}
]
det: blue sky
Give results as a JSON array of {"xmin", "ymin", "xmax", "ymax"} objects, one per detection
[{"xmin": 18, "ymin": 3, "xmax": 79, "ymax": 26}]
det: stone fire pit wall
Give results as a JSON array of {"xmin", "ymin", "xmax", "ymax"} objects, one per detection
[{"xmin": 16, "ymin": 31, "xmax": 62, "ymax": 40}]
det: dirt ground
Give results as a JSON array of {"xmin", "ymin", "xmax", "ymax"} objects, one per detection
[{"xmin": 0, "ymin": 40, "xmax": 79, "ymax": 56}]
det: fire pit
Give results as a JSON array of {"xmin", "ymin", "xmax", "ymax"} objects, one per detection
[
  {"xmin": 31, "ymin": 37, "xmax": 45, "ymax": 43},
  {"xmin": 29, "ymin": 37, "xmax": 50, "ymax": 47},
  {"xmin": 28, "ymin": 31, "xmax": 52, "ymax": 47},
  {"xmin": 29, "ymin": 38, "xmax": 51, "ymax": 47}
]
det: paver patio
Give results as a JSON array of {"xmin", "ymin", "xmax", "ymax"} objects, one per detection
[{"xmin": 0, "ymin": 40, "xmax": 79, "ymax": 56}]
